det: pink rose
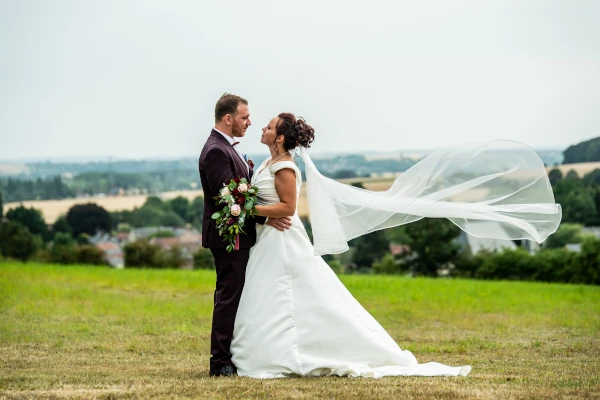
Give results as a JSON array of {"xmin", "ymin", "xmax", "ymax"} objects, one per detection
[
  {"xmin": 221, "ymin": 187, "xmax": 230, "ymax": 197},
  {"xmin": 230, "ymin": 204, "xmax": 241, "ymax": 216},
  {"xmin": 238, "ymin": 183, "xmax": 248, "ymax": 193}
]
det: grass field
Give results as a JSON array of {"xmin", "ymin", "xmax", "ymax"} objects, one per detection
[{"xmin": 1, "ymin": 263, "xmax": 599, "ymax": 399}]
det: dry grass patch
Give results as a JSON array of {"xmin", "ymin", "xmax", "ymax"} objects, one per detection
[{"xmin": 1, "ymin": 264, "xmax": 599, "ymax": 399}]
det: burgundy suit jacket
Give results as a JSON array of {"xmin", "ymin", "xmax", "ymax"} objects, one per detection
[{"xmin": 198, "ymin": 129, "xmax": 266, "ymax": 249}]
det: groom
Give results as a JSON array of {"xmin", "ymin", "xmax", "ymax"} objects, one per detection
[{"xmin": 198, "ymin": 93, "xmax": 291, "ymax": 377}]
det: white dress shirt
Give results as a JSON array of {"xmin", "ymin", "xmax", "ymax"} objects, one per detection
[{"xmin": 214, "ymin": 128, "xmax": 249, "ymax": 174}]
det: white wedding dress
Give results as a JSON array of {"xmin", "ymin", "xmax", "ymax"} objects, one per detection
[{"xmin": 230, "ymin": 159, "xmax": 471, "ymax": 378}]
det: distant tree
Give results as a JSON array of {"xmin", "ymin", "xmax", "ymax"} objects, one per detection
[
  {"xmin": 0, "ymin": 190, "xmax": 3, "ymax": 218},
  {"xmin": 143, "ymin": 196, "xmax": 169, "ymax": 211},
  {"xmin": 385, "ymin": 225, "xmax": 412, "ymax": 244},
  {"xmin": 548, "ymin": 169, "xmax": 563, "ymax": 186},
  {"xmin": 169, "ymin": 196, "xmax": 190, "ymax": 221},
  {"xmin": 52, "ymin": 215, "xmax": 72, "ymax": 236},
  {"xmin": 50, "ymin": 233, "xmax": 78, "ymax": 264},
  {"xmin": 565, "ymin": 170, "xmax": 580, "ymax": 181},
  {"xmin": 582, "ymin": 168, "xmax": 600, "ymax": 187},
  {"xmin": 66, "ymin": 203, "xmax": 111, "ymax": 237},
  {"xmin": 160, "ymin": 211, "xmax": 185, "ymax": 227},
  {"xmin": 6, "ymin": 205, "xmax": 49, "ymax": 242},
  {"xmin": 562, "ymin": 190, "xmax": 597, "ymax": 225},
  {"xmin": 563, "ymin": 137, "xmax": 600, "ymax": 164},
  {"xmin": 188, "ymin": 196, "xmax": 205, "ymax": 228},
  {"xmin": 130, "ymin": 207, "xmax": 163, "ymax": 227},
  {"xmin": 544, "ymin": 223, "xmax": 583, "ymax": 249},
  {"xmin": 148, "ymin": 230, "xmax": 176, "ymax": 239},
  {"xmin": 350, "ymin": 230, "xmax": 389, "ymax": 269},
  {"xmin": 400, "ymin": 218, "xmax": 462, "ymax": 277},
  {"xmin": 351, "ymin": 182, "xmax": 365, "ymax": 189},
  {"xmin": 0, "ymin": 221, "xmax": 39, "ymax": 261},
  {"xmin": 76, "ymin": 245, "xmax": 107, "ymax": 266},
  {"xmin": 333, "ymin": 170, "xmax": 358, "ymax": 179},
  {"xmin": 372, "ymin": 253, "xmax": 404, "ymax": 274},
  {"xmin": 124, "ymin": 240, "xmax": 164, "ymax": 268},
  {"xmin": 193, "ymin": 247, "xmax": 215, "ymax": 269},
  {"xmin": 162, "ymin": 245, "xmax": 186, "ymax": 269},
  {"xmin": 327, "ymin": 259, "xmax": 344, "ymax": 274}
]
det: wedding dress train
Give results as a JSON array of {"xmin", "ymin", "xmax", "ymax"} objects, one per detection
[{"xmin": 230, "ymin": 159, "xmax": 471, "ymax": 378}]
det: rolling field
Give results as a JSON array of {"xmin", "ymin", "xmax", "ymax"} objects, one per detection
[
  {"xmin": 4, "ymin": 162, "xmax": 599, "ymax": 224},
  {"xmin": 1, "ymin": 263, "xmax": 599, "ymax": 399}
]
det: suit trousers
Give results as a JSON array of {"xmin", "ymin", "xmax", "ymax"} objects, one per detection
[{"xmin": 209, "ymin": 247, "xmax": 250, "ymax": 370}]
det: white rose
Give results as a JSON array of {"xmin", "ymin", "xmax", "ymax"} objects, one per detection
[
  {"xmin": 238, "ymin": 183, "xmax": 248, "ymax": 193},
  {"xmin": 230, "ymin": 204, "xmax": 241, "ymax": 216},
  {"xmin": 220, "ymin": 187, "xmax": 230, "ymax": 197}
]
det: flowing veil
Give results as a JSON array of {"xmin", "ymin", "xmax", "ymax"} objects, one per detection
[{"xmin": 299, "ymin": 141, "xmax": 562, "ymax": 256}]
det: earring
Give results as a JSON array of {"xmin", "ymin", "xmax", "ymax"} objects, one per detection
[{"xmin": 274, "ymin": 144, "xmax": 280, "ymax": 155}]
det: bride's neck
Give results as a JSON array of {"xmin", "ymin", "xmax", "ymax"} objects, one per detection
[{"xmin": 268, "ymin": 147, "xmax": 292, "ymax": 162}]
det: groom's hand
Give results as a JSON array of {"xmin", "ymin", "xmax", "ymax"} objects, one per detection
[{"xmin": 266, "ymin": 217, "xmax": 292, "ymax": 231}]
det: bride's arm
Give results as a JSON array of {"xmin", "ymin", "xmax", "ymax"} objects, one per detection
[{"xmin": 255, "ymin": 169, "xmax": 297, "ymax": 218}]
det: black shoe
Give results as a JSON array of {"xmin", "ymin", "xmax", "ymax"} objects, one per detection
[{"xmin": 209, "ymin": 365, "xmax": 237, "ymax": 377}]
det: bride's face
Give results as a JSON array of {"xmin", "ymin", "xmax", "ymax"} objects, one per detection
[{"xmin": 261, "ymin": 116, "xmax": 282, "ymax": 147}]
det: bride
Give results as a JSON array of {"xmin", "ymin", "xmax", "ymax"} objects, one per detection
[{"xmin": 230, "ymin": 113, "xmax": 561, "ymax": 378}]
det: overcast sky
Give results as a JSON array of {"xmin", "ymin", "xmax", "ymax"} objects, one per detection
[{"xmin": 1, "ymin": 0, "xmax": 599, "ymax": 161}]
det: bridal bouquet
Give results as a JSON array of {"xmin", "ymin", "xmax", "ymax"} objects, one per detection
[{"xmin": 212, "ymin": 177, "xmax": 260, "ymax": 252}]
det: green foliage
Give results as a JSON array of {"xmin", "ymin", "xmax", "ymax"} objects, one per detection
[
  {"xmin": 350, "ymin": 182, "xmax": 365, "ymax": 189},
  {"xmin": 582, "ymin": 168, "xmax": 600, "ymax": 187},
  {"xmin": 52, "ymin": 215, "xmax": 72, "ymax": 236},
  {"xmin": 5, "ymin": 205, "xmax": 49, "ymax": 242},
  {"xmin": 327, "ymin": 259, "xmax": 344, "ymax": 274},
  {"xmin": 143, "ymin": 196, "xmax": 169, "ymax": 211},
  {"xmin": 350, "ymin": 230, "xmax": 389, "ymax": 269},
  {"xmin": 372, "ymin": 253, "xmax": 404, "ymax": 275},
  {"xmin": 188, "ymin": 196, "xmax": 204, "ymax": 229},
  {"xmin": 0, "ymin": 176, "xmax": 74, "ymax": 202},
  {"xmin": 0, "ymin": 221, "xmax": 39, "ymax": 261},
  {"xmin": 66, "ymin": 203, "xmax": 112, "ymax": 237},
  {"xmin": 110, "ymin": 196, "xmax": 204, "ymax": 229},
  {"xmin": 544, "ymin": 223, "xmax": 583, "ymax": 249},
  {"xmin": 385, "ymin": 225, "xmax": 412, "ymax": 244},
  {"xmin": 474, "ymin": 248, "xmax": 535, "ymax": 281},
  {"xmin": 333, "ymin": 169, "xmax": 358, "ymax": 179},
  {"xmin": 565, "ymin": 169, "xmax": 580, "ymax": 180},
  {"xmin": 169, "ymin": 196, "xmax": 190, "ymax": 222},
  {"xmin": 0, "ymin": 190, "xmax": 3, "ymax": 217},
  {"xmin": 563, "ymin": 136, "xmax": 600, "ymax": 164},
  {"xmin": 148, "ymin": 230, "xmax": 176, "ymax": 239},
  {"xmin": 123, "ymin": 240, "xmax": 183, "ymax": 269},
  {"xmin": 553, "ymin": 179, "xmax": 598, "ymax": 225},
  {"xmin": 159, "ymin": 211, "xmax": 185, "ymax": 227},
  {"xmin": 48, "ymin": 237, "xmax": 107, "ymax": 266},
  {"xmin": 400, "ymin": 218, "xmax": 462, "ymax": 277},
  {"xmin": 452, "ymin": 238, "xmax": 600, "ymax": 285},
  {"xmin": 548, "ymin": 168, "xmax": 563, "ymax": 186},
  {"xmin": 193, "ymin": 247, "xmax": 215, "ymax": 270}
]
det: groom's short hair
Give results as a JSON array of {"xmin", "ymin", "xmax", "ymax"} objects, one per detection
[{"xmin": 215, "ymin": 93, "xmax": 248, "ymax": 122}]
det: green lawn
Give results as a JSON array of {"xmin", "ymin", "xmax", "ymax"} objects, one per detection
[{"xmin": 1, "ymin": 262, "xmax": 599, "ymax": 399}]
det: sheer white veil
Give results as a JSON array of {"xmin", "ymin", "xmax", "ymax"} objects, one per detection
[{"xmin": 299, "ymin": 141, "xmax": 562, "ymax": 256}]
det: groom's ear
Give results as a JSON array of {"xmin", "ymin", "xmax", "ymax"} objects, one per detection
[{"xmin": 224, "ymin": 114, "xmax": 233, "ymax": 126}]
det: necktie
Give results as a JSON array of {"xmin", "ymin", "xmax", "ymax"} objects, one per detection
[{"xmin": 232, "ymin": 142, "xmax": 240, "ymax": 146}]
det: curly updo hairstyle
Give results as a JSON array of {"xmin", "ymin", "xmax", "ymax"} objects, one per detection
[{"xmin": 275, "ymin": 113, "xmax": 315, "ymax": 151}]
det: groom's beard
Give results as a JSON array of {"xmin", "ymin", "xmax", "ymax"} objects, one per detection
[{"xmin": 232, "ymin": 124, "xmax": 244, "ymax": 138}]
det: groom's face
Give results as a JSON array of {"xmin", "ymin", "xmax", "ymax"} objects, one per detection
[{"xmin": 231, "ymin": 104, "xmax": 251, "ymax": 138}]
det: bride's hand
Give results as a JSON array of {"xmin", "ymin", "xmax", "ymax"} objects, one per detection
[{"xmin": 266, "ymin": 217, "xmax": 292, "ymax": 231}]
